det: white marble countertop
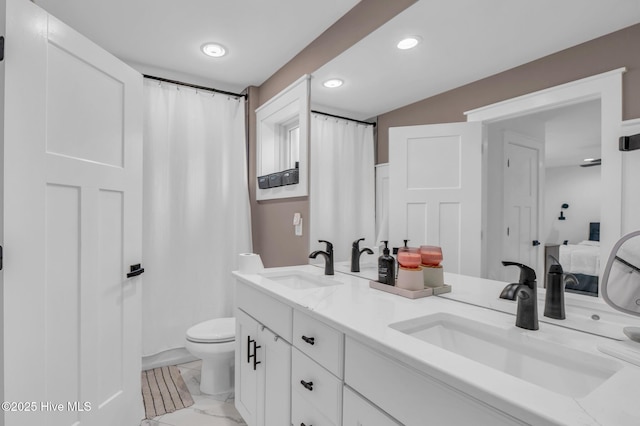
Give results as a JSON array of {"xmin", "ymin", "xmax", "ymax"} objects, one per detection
[
  {"xmin": 331, "ymin": 259, "xmax": 640, "ymax": 341},
  {"xmin": 233, "ymin": 264, "xmax": 640, "ymax": 426}
]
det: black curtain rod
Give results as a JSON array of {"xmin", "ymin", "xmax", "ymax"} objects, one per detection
[
  {"xmin": 311, "ymin": 110, "xmax": 376, "ymax": 127},
  {"xmin": 143, "ymin": 74, "xmax": 246, "ymax": 99}
]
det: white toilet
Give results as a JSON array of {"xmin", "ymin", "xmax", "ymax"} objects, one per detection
[{"xmin": 185, "ymin": 317, "xmax": 236, "ymax": 395}]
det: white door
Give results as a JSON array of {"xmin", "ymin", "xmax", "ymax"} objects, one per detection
[
  {"xmin": 502, "ymin": 132, "xmax": 541, "ymax": 282},
  {"xmin": 260, "ymin": 326, "xmax": 291, "ymax": 426},
  {"xmin": 2, "ymin": 1, "xmax": 143, "ymax": 425},
  {"xmin": 389, "ymin": 122, "xmax": 482, "ymax": 275},
  {"xmin": 375, "ymin": 164, "xmax": 390, "ymax": 242}
]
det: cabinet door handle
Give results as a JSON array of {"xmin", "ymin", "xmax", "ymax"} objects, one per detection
[
  {"xmin": 252, "ymin": 340, "xmax": 261, "ymax": 371},
  {"xmin": 300, "ymin": 380, "xmax": 313, "ymax": 391},
  {"xmin": 301, "ymin": 335, "xmax": 315, "ymax": 345},
  {"xmin": 247, "ymin": 336, "xmax": 254, "ymax": 364},
  {"xmin": 127, "ymin": 263, "xmax": 145, "ymax": 278}
]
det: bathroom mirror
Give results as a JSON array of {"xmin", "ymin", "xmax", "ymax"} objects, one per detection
[
  {"xmin": 256, "ymin": 74, "xmax": 310, "ymax": 200},
  {"xmin": 602, "ymin": 230, "xmax": 640, "ymax": 317},
  {"xmin": 308, "ymin": 1, "xmax": 617, "ymax": 290}
]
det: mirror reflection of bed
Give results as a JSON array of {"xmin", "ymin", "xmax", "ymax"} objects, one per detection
[{"xmin": 557, "ymin": 222, "xmax": 601, "ymax": 296}]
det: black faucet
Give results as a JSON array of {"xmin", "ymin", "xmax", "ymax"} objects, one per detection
[
  {"xmin": 309, "ymin": 240, "xmax": 334, "ymax": 275},
  {"xmin": 544, "ymin": 255, "xmax": 572, "ymax": 320},
  {"xmin": 500, "ymin": 261, "xmax": 539, "ymax": 330},
  {"xmin": 351, "ymin": 238, "xmax": 374, "ymax": 272}
]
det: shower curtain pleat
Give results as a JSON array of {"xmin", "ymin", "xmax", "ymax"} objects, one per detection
[
  {"xmin": 142, "ymin": 80, "xmax": 252, "ymax": 357},
  {"xmin": 310, "ymin": 115, "xmax": 376, "ymax": 263}
]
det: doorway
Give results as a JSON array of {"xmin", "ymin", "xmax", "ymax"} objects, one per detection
[
  {"xmin": 485, "ymin": 100, "xmax": 602, "ymax": 287},
  {"xmin": 468, "ymin": 68, "xmax": 622, "ymax": 294}
]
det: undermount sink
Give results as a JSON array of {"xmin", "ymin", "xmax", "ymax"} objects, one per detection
[
  {"xmin": 259, "ymin": 270, "xmax": 343, "ymax": 290},
  {"xmin": 389, "ymin": 313, "xmax": 621, "ymax": 398}
]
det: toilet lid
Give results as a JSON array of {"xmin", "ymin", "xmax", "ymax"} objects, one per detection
[{"xmin": 186, "ymin": 317, "xmax": 236, "ymax": 343}]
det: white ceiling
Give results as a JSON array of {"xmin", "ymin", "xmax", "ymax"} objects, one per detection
[
  {"xmin": 34, "ymin": 0, "xmax": 640, "ymax": 117},
  {"xmin": 312, "ymin": 0, "xmax": 640, "ymax": 119},
  {"xmin": 34, "ymin": 0, "xmax": 360, "ymax": 93}
]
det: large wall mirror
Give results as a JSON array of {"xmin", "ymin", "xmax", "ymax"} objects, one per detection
[
  {"xmin": 256, "ymin": 75, "xmax": 309, "ymax": 200},
  {"xmin": 308, "ymin": 0, "xmax": 627, "ymax": 303}
]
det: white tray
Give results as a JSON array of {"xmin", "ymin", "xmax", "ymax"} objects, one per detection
[{"xmin": 369, "ymin": 280, "xmax": 451, "ymax": 299}]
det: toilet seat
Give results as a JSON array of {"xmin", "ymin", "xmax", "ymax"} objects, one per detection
[{"xmin": 186, "ymin": 317, "xmax": 235, "ymax": 343}]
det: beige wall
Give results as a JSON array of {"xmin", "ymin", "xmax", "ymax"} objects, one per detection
[
  {"xmin": 249, "ymin": 0, "xmax": 416, "ymax": 267},
  {"xmin": 377, "ymin": 23, "xmax": 640, "ymax": 164}
]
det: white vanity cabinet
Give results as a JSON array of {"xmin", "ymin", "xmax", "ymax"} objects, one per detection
[
  {"xmin": 291, "ymin": 310, "xmax": 344, "ymax": 426},
  {"xmin": 344, "ymin": 337, "xmax": 524, "ymax": 426},
  {"xmin": 235, "ymin": 281, "xmax": 292, "ymax": 426},
  {"xmin": 342, "ymin": 387, "xmax": 401, "ymax": 426}
]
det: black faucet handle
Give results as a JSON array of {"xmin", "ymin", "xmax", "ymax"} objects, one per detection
[
  {"xmin": 318, "ymin": 240, "xmax": 333, "ymax": 252},
  {"xmin": 352, "ymin": 238, "xmax": 365, "ymax": 248},
  {"xmin": 501, "ymin": 261, "xmax": 536, "ymax": 287}
]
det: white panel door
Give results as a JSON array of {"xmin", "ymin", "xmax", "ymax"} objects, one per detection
[
  {"xmin": 2, "ymin": 0, "xmax": 143, "ymax": 425},
  {"xmin": 260, "ymin": 326, "xmax": 291, "ymax": 426},
  {"xmin": 502, "ymin": 133, "xmax": 540, "ymax": 282},
  {"xmin": 375, "ymin": 164, "xmax": 390, "ymax": 241},
  {"xmin": 389, "ymin": 122, "xmax": 482, "ymax": 275}
]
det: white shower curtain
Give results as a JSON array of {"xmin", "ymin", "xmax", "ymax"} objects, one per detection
[
  {"xmin": 142, "ymin": 80, "xmax": 252, "ymax": 357},
  {"xmin": 310, "ymin": 113, "xmax": 376, "ymax": 263}
]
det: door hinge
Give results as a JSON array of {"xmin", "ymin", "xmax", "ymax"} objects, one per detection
[{"xmin": 0, "ymin": 36, "xmax": 4, "ymax": 62}]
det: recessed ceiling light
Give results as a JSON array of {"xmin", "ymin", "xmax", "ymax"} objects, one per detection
[
  {"xmin": 201, "ymin": 42, "xmax": 227, "ymax": 58},
  {"xmin": 323, "ymin": 79, "xmax": 343, "ymax": 88},
  {"xmin": 397, "ymin": 36, "xmax": 421, "ymax": 50}
]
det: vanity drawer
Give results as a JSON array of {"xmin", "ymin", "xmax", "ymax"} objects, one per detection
[
  {"xmin": 292, "ymin": 389, "xmax": 337, "ymax": 426},
  {"xmin": 292, "ymin": 347, "xmax": 343, "ymax": 425},
  {"xmin": 293, "ymin": 309, "xmax": 344, "ymax": 378},
  {"xmin": 345, "ymin": 337, "xmax": 524, "ymax": 426},
  {"xmin": 343, "ymin": 386, "xmax": 400, "ymax": 426},
  {"xmin": 236, "ymin": 280, "xmax": 292, "ymax": 342}
]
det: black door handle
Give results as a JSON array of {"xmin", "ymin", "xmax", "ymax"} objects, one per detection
[
  {"xmin": 247, "ymin": 336, "xmax": 254, "ymax": 364},
  {"xmin": 252, "ymin": 340, "xmax": 261, "ymax": 370},
  {"xmin": 300, "ymin": 380, "xmax": 313, "ymax": 391},
  {"xmin": 127, "ymin": 263, "xmax": 145, "ymax": 278},
  {"xmin": 301, "ymin": 335, "xmax": 315, "ymax": 345},
  {"xmin": 532, "ymin": 240, "xmax": 540, "ymax": 246}
]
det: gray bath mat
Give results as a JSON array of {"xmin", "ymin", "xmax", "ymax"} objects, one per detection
[{"xmin": 141, "ymin": 365, "xmax": 194, "ymax": 419}]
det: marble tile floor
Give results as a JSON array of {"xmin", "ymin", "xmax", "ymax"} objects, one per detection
[{"xmin": 140, "ymin": 360, "xmax": 247, "ymax": 426}]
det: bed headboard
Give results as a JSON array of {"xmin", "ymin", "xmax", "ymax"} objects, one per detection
[{"xmin": 589, "ymin": 222, "xmax": 600, "ymax": 241}]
